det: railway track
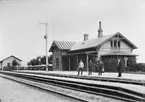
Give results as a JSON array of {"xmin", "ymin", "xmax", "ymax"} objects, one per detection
[
  {"xmin": 0, "ymin": 71, "xmax": 145, "ymax": 102},
  {"xmin": 14, "ymin": 71, "xmax": 145, "ymax": 86}
]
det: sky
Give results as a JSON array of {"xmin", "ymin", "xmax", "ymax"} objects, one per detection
[{"xmin": 0, "ymin": 0, "xmax": 145, "ymax": 65}]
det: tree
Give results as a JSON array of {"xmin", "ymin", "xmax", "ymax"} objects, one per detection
[
  {"xmin": 41, "ymin": 56, "xmax": 46, "ymax": 64},
  {"xmin": 36, "ymin": 56, "xmax": 41, "ymax": 65},
  {"xmin": 48, "ymin": 55, "xmax": 52, "ymax": 64},
  {"xmin": 30, "ymin": 59, "xmax": 37, "ymax": 66},
  {"xmin": 40, "ymin": 55, "xmax": 52, "ymax": 64},
  {"xmin": 27, "ymin": 62, "xmax": 31, "ymax": 66},
  {"xmin": 12, "ymin": 60, "xmax": 18, "ymax": 67},
  {"xmin": 27, "ymin": 55, "xmax": 52, "ymax": 66}
]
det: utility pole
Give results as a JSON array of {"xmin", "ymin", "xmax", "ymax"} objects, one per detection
[{"xmin": 39, "ymin": 22, "xmax": 48, "ymax": 72}]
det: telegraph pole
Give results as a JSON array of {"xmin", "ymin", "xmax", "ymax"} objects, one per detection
[{"xmin": 39, "ymin": 22, "xmax": 48, "ymax": 72}]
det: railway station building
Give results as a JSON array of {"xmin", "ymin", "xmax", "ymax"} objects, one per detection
[{"xmin": 49, "ymin": 22, "xmax": 138, "ymax": 72}]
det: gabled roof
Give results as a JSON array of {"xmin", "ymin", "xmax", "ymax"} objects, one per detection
[
  {"xmin": 117, "ymin": 32, "xmax": 137, "ymax": 49},
  {"xmin": 49, "ymin": 40, "xmax": 76, "ymax": 52},
  {"xmin": 70, "ymin": 32, "xmax": 137, "ymax": 51},
  {"xmin": 70, "ymin": 34, "xmax": 113, "ymax": 51},
  {"xmin": 0, "ymin": 55, "xmax": 22, "ymax": 63}
]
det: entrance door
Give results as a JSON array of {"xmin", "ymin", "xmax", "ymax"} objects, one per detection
[{"xmin": 56, "ymin": 58, "xmax": 59, "ymax": 69}]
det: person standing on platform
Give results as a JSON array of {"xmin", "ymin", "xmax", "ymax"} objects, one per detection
[
  {"xmin": 88, "ymin": 60, "xmax": 93, "ymax": 75},
  {"xmin": 78, "ymin": 60, "xmax": 84, "ymax": 76},
  {"xmin": 117, "ymin": 59, "xmax": 123, "ymax": 77},
  {"xmin": 98, "ymin": 60, "xmax": 104, "ymax": 75},
  {"xmin": 93, "ymin": 59, "xmax": 99, "ymax": 72}
]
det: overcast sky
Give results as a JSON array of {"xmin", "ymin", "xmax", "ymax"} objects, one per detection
[{"xmin": 0, "ymin": 0, "xmax": 145, "ymax": 65}]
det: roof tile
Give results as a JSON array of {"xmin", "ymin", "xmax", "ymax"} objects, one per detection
[
  {"xmin": 53, "ymin": 40, "xmax": 76, "ymax": 50},
  {"xmin": 70, "ymin": 34, "xmax": 113, "ymax": 51}
]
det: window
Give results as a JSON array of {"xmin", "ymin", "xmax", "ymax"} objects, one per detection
[
  {"xmin": 110, "ymin": 40, "xmax": 113, "ymax": 48},
  {"xmin": 110, "ymin": 40, "xmax": 121, "ymax": 49},
  {"xmin": 114, "ymin": 40, "xmax": 117, "ymax": 48},
  {"xmin": 56, "ymin": 58, "xmax": 59, "ymax": 68},
  {"xmin": 7, "ymin": 63, "xmax": 10, "ymax": 67},
  {"xmin": 118, "ymin": 41, "xmax": 121, "ymax": 48}
]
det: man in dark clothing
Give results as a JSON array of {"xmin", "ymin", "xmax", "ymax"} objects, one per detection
[
  {"xmin": 88, "ymin": 60, "xmax": 93, "ymax": 75},
  {"xmin": 93, "ymin": 59, "xmax": 99, "ymax": 72},
  {"xmin": 98, "ymin": 60, "xmax": 104, "ymax": 75},
  {"xmin": 117, "ymin": 59, "xmax": 123, "ymax": 77}
]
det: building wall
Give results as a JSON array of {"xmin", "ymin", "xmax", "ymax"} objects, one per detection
[
  {"xmin": 99, "ymin": 39, "xmax": 136, "ymax": 72},
  {"xmin": 0, "ymin": 63, "xmax": 2, "ymax": 69},
  {"xmin": 99, "ymin": 42, "xmax": 111, "ymax": 55},
  {"xmin": 102, "ymin": 56, "xmax": 136, "ymax": 72},
  {"xmin": 52, "ymin": 48, "xmax": 62, "ymax": 70},
  {"xmin": 61, "ymin": 51, "xmax": 67, "ymax": 55},
  {"xmin": 120, "ymin": 41, "xmax": 132, "ymax": 52},
  {"xmin": 99, "ymin": 40, "xmax": 133, "ymax": 55},
  {"xmin": 0, "ymin": 57, "xmax": 21, "ymax": 70}
]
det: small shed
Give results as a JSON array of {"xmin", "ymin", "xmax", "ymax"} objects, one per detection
[{"xmin": 0, "ymin": 55, "xmax": 22, "ymax": 70}]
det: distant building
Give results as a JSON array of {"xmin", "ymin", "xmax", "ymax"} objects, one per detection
[
  {"xmin": 0, "ymin": 55, "xmax": 22, "ymax": 70},
  {"xmin": 49, "ymin": 22, "xmax": 138, "ymax": 72}
]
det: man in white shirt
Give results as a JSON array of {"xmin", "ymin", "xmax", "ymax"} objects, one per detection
[{"xmin": 78, "ymin": 60, "xmax": 84, "ymax": 75}]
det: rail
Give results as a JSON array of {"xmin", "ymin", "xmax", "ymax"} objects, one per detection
[
  {"xmin": 0, "ymin": 71, "xmax": 145, "ymax": 102},
  {"xmin": 13, "ymin": 71, "xmax": 145, "ymax": 86}
]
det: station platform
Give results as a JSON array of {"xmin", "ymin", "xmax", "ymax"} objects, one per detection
[
  {"xmin": 16, "ymin": 70, "xmax": 145, "ymax": 81},
  {"xmin": 1, "ymin": 70, "xmax": 145, "ymax": 101},
  {"xmin": 12, "ymin": 70, "xmax": 145, "ymax": 94}
]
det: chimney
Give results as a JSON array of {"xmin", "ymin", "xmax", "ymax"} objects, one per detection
[
  {"xmin": 98, "ymin": 21, "xmax": 103, "ymax": 37},
  {"xmin": 84, "ymin": 34, "xmax": 89, "ymax": 41}
]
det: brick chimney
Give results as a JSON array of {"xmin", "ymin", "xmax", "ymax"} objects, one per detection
[
  {"xmin": 98, "ymin": 21, "xmax": 103, "ymax": 37},
  {"xmin": 84, "ymin": 34, "xmax": 89, "ymax": 41}
]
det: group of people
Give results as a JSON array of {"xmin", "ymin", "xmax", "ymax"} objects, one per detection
[
  {"xmin": 77, "ymin": 59, "xmax": 104, "ymax": 76},
  {"xmin": 77, "ymin": 58, "xmax": 123, "ymax": 77}
]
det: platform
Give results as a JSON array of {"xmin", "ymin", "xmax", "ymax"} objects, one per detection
[
  {"xmin": 17, "ymin": 70, "xmax": 145, "ymax": 81},
  {"xmin": 1, "ymin": 70, "xmax": 145, "ymax": 101},
  {"xmin": 10, "ymin": 70, "xmax": 145, "ymax": 95}
]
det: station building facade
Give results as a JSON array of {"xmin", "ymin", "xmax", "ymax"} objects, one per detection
[{"xmin": 49, "ymin": 22, "xmax": 138, "ymax": 72}]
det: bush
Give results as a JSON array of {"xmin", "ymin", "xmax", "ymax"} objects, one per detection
[
  {"xmin": 3, "ymin": 66, "xmax": 17, "ymax": 71},
  {"xmin": 140, "ymin": 63, "xmax": 145, "ymax": 72},
  {"xmin": 128, "ymin": 63, "xmax": 145, "ymax": 72}
]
